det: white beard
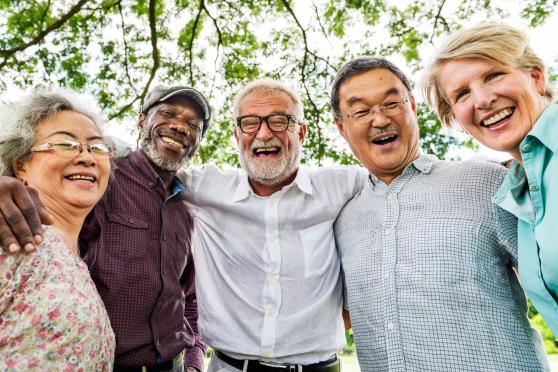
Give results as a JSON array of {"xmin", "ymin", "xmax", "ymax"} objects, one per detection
[{"xmin": 238, "ymin": 132, "xmax": 301, "ymax": 186}]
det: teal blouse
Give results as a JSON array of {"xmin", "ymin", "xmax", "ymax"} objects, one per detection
[{"xmin": 494, "ymin": 103, "xmax": 558, "ymax": 335}]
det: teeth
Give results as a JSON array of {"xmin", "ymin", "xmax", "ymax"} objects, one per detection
[
  {"xmin": 483, "ymin": 108, "xmax": 513, "ymax": 126},
  {"xmin": 67, "ymin": 175, "xmax": 95, "ymax": 182},
  {"xmin": 161, "ymin": 136, "xmax": 183, "ymax": 148},
  {"xmin": 255, "ymin": 146, "xmax": 280, "ymax": 153},
  {"xmin": 377, "ymin": 135, "xmax": 395, "ymax": 141}
]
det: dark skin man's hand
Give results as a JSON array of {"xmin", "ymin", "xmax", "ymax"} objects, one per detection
[{"xmin": 0, "ymin": 176, "xmax": 53, "ymax": 253}]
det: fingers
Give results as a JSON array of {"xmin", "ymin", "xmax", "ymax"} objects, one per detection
[
  {"xmin": 25, "ymin": 187, "xmax": 53, "ymax": 235},
  {"xmin": 0, "ymin": 198, "xmax": 36, "ymax": 253},
  {"xmin": 0, "ymin": 177, "xmax": 46, "ymax": 253}
]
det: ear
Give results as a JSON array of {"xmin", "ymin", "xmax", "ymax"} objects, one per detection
[
  {"xmin": 334, "ymin": 115, "xmax": 349, "ymax": 142},
  {"xmin": 12, "ymin": 159, "xmax": 28, "ymax": 184},
  {"xmin": 409, "ymin": 95, "xmax": 417, "ymax": 114},
  {"xmin": 137, "ymin": 113, "xmax": 146, "ymax": 131},
  {"xmin": 530, "ymin": 67, "xmax": 546, "ymax": 96},
  {"xmin": 297, "ymin": 122, "xmax": 307, "ymax": 144},
  {"xmin": 233, "ymin": 127, "xmax": 240, "ymax": 144}
]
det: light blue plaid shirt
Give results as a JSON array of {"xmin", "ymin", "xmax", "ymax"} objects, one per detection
[{"xmin": 335, "ymin": 155, "xmax": 548, "ymax": 371}]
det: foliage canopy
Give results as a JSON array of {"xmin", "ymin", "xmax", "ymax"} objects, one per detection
[{"xmin": 1, "ymin": 0, "xmax": 557, "ymax": 165}]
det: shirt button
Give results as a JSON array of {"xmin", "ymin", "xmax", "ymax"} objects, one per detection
[
  {"xmin": 156, "ymin": 340, "xmax": 161, "ymax": 347},
  {"xmin": 384, "ymin": 228, "xmax": 392, "ymax": 235},
  {"xmin": 530, "ymin": 184, "xmax": 539, "ymax": 192},
  {"xmin": 384, "ymin": 272, "xmax": 390, "ymax": 279},
  {"xmin": 158, "ymin": 302, "xmax": 162, "ymax": 309},
  {"xmin": 128, "ymin": 218, "xmax": 134, "ymax": 224},
  {"xmin": 387, "ymin": 323, "xmax": 394, "ymax": 331},
  {"xmin": 522, "ymin": 144, "xmax": 531, "ymax": 152},
  {"xmin": 162, "ymin": 269, "xmax": 167, "ymax": 275},
  {"xmin": 162, "ymin": 235, "xmax": 167, "ymax": 241},
  {"xmin": 263, "ymin": 351, "xmax": 271, "ymax": 357}
]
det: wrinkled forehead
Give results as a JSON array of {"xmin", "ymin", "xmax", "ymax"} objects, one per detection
[
  {"xmin": 238, "ymin": 89, "xmax": 296, "ymax": 115},
  {"xmin": 150, "ymin": 95, "xmax": 203, "ymax": 118},
  {"xmin": 340, "ymin": 69, "xmax": 409, "ymax": 107}
]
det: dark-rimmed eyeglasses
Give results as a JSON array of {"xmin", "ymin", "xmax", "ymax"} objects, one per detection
[
  {"xmin": 30, "ymin": 141, "xmax": 115, "ymax": 159},
  {"xmin": 236, "ymin": 114, "xmax": 299, "ymax": 134},
  {"xmin": 341, "ymin": 98, "xmax": 410, "ymax": 124}
]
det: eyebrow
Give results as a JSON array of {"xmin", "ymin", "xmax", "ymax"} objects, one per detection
[
  {"xmin": 45, "ymin": 130, "xmax": 104, "ymax": 141},
  {"xmin": 346, "ymin": 87, "xmax": 403, "ymax": 107}
]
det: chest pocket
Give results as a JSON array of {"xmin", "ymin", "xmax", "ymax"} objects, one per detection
[
  {"xmin": 299, "ymin": 221, "xmax": 336, "ymax": 278},
  {"xmin": 105, "ymin": 211, "xmax": 149, "ymax": 259}
]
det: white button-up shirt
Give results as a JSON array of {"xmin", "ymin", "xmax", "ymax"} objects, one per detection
[{"xmin": 179, "ymin": 165, "xmax": 366, "ymax": 364}]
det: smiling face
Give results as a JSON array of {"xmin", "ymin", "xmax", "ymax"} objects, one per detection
[
  {"xmin": 438, "ymin": 58, "xmax": 548, "ymax": 160},
  {"xmin": 335, "ymin": 68, "xmax": 420, "ymax": 184},
  {"xmin": 139, "ymin": 95, "xmax": 203, "ymax": 171},
  {"xmin": 15, "ymin": 110, "xmax": 110, "ymax": 212},
  {"xmin": 235, "ymin": 89, "xmax": 306, "ymax": 191}
]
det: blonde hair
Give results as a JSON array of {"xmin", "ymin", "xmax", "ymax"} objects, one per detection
[{"xmin": 423, "ymin": 23, "xmax": 554, "ymax": 127}]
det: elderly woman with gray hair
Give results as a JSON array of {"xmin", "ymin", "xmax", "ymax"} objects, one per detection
[
  {"xmin": 0, "ymin": 87, "xmax": 115, "ymax": 370},
  {"xmin": 423, "ymin": 23, "xmax": 558, "ymax": 337}
]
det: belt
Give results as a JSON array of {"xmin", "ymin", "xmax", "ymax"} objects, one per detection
[
  {"xmin": 215, "ymin": 350, "xmax": 340, "ymax": 372},
  {"xmin": 113, "ymin": 352, "xmax": 182, "ymax": 372},
  {"xmin": 113, "ymin": 361, "xmax": 173, "ymax": 372}
]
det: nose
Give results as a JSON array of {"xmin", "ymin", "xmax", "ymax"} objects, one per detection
[
  {"xmin": 472, "ymin": 85, "xmax": 496, "ymax": 110},
  {"xmin": 255, "ymin": 119, "xmax": 274, "ymax": 141},
  {"xmin": 75, "ymin": 145, "xmax": 97, "ymax": 166},
  {"xmin": 168, "ymin": 122, "xmax": 188, "ymax": 134},
  {"xmin": 369, "ymin": 110, "xmax": 391, "ymax": 129}
]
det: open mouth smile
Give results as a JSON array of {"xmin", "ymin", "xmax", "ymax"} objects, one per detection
[
  {"xmin": 481, "ymin": 108, "xmax": 514, "ymax": 128},
  {"xmin": 65, "ymin": 174, "xmax": 97, "ymax": 183},
  {"xmin": 372, "ymin": 134, "xmax": 398, "ymax": 145},
  {"xmin": 253, "ymin": 146, "xmax": 281, "ymax": 156},
  {"xmin": 160, "ymin": 135, "xmax": 185, "ymax": 148}
]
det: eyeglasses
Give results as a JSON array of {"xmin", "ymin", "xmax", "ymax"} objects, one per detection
[
  {"xmin": 236, "ymin": 114, "xmax": 299, "ymax": 134},
  {"xmin": 342, "ymin": 98, "xmax": 410, "ymax": 123},
  {"xmin": 30, "ymin": 141, "xmax": 115, "ymax": 159}
]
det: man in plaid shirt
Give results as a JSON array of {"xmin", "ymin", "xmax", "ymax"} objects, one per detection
[{"xmin": 331, "ymin": 56, "xmax": 549, "ymax": 371}]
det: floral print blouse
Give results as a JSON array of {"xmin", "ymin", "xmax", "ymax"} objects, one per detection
[{"xmin": 0, "ymin": 227, "xmax": 115, "ymax": 371}]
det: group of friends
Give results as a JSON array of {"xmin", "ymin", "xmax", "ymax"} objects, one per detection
[{"xmin": 0, "ymin": 22, "xmax": 556, "ymax": 372}]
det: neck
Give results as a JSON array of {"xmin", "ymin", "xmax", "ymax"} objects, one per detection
[
  {"xmin": 147, "ymin": 158, "xmax": 177, "ymax": 194},
  {"xmin": 510, "ymin": 149, "xmax": 523, "ymax": 166},
  {"xmin": 40, "ymin": 196, "xmax": 89, "ymax": 255},
  {"xmin": 249, "ymin": 169, "xmax": 298, "ymax": 197}
]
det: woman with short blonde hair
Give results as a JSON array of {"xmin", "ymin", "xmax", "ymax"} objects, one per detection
[{"xmin": 423, "ymin": 23, "xmax": 558, "ymax": 336}]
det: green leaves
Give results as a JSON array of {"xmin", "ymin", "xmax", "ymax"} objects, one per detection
[{"xmin": 1, "ymin": 0, "xmax": 556, "ymax": 165}]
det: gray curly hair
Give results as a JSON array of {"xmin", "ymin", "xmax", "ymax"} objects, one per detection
[{"xmin": 0, "ymin": 87, "xmax": 106, "ymax": 177}]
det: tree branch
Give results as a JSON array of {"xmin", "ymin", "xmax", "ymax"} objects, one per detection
[
  {"xmin": 201, "ymin": 1, "xmax": 223, "ymax": 97},
  {"xmin": 0, "ymin": 0, "xmax": 90, "ymax": 69},
  {"xmin": 109, "ymin": 0, "xmax": 160, "ymax": 120},
  {"xmin": 186, "ymin": 1, "xmax": 204, "ymax": 87},
  {"xmin": 118, "ymin": 1, "xmax": 139, "ymax": 97},
  {"xmin": 430, "ymin": 0, "xmax": 448, "ymax": 43}
]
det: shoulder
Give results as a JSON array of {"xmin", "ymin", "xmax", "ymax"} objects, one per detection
[
  {"xmin": 302, "ymin": 165, "xmax": 367, "ymax": 188},
  {"xmin": 431, "ymin": 159, "xmax": 507, "ymax": 184}
]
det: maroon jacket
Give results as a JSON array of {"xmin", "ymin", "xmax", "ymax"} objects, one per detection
[{"xmin": 79, "ymin": 150, "xmax": 205, "ymax": 369}]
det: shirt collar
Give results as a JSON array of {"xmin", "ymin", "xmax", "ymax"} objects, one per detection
[
  {"xmin": 232, "ymin": 167, "xmax": 312, "ymax": 202},
  {"xmin": 128, "ymin": 150, "xmax": 185, "ymax": 198},
  {"xmin": 526, "ymin": 103, "xmax": 558, "ymax": 153},
  {"xmin": 368, "ymin": 153, "xmax": 434, "ymax": 185},
  {"xmin": 410, "ymin": 154, "xmax": 436, "ymax": 174}
]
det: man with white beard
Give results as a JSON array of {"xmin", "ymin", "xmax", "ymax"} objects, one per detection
[{"xmin": 179, "ymin": 79, "xmax": 367, "ymax": 372}]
